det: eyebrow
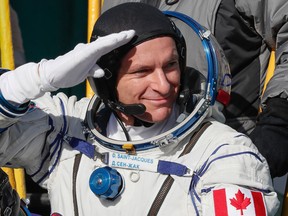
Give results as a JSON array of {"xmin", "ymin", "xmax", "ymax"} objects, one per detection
[{"xmin": 135, "ymin": 48, "xmax": 179, "ymax": 65}]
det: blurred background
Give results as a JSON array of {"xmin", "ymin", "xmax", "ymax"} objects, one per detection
[{"xmin": 10, "ymin": 0, "xmax": 88, "ymax": 98}]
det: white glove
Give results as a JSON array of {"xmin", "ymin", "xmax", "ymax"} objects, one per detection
[{"xmin": 0, "ymin": 30, "xmax": 135, "ymax": 104}]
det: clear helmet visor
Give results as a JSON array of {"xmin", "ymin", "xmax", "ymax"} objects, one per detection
[{"xmin": 168, "ymin": 11, "xmax": 231, "ymax": 106}]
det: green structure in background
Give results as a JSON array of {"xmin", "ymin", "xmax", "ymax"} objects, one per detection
[{"xmin": 10, "ymin": 0, "xmax": 88, "ymax": 98}]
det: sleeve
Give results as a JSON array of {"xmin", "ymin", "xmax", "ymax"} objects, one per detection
[
  {"xmin": 235, "ymin": 0, "xmax": 288, "ymax": 102},
  {"xmin": 0, "ymin": 93, "xmax": 53, "ymax": 169},
  {"xmin": 0, "ymin": 68, "xmax": 48, "ymax": 169},
  {"xmin": 190, "ymin": 125, "xmax": 280, "ymax": 215},
  {"xmin": 250, "ymin": 97, "xmax": 288, "ymax": 177},
  {"xmin": 201, "ymin": 185, "xmax": 279, "ymax": 215},
  {"xmin": 234, "ymin": 0, "xmax": 288, "ymax": 178},
  {"xmin": 0, "ymin": 90, "xmax": 90, "ymax": 188},
  {"xmin": 262, "ymin": 0, "xmax": 288, "ymax": 103},
  {"xmin": 0, "ymin": 91, "xmax": 31, "ymax": 130}
]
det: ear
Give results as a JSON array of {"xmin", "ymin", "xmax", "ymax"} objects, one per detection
[{"xmin": 177, "ymin": 67, "xmax": 206, "ymax": 114}]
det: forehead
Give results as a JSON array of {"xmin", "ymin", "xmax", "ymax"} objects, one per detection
[{"xmin": 121, "ymin": 37, "xmax": 178, "ymax": 64}]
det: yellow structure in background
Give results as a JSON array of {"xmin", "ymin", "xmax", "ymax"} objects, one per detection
[
  {"xmin": 262, "ymin": 51, "xmax": 275, "ymax": 96},
  {"xmin": 0, "ymin": 0, "xmax": 26, "ymax": 199},
  {"xmin": 283, "ymin": 180, "xmax": 288, "ymax": 216},
  {"xmin": 86, "ymin": 0, "xmax": 103, "ymax": 98},
  {"xmin": 0, "ymin": 0, "xmax": 14, "ymax": 68}
]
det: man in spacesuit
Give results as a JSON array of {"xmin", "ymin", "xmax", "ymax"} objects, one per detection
[
  {"xmin": 0, "ymin": 3, "xmax": 279, "ymax": 215},
  {"xmin": 102, "ymin": 0, "xmax": 288, "ymax": 179}
]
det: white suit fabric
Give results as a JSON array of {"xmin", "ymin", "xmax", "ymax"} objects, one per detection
[{"xmin": 0, "ymin": 92, "xmax": 279, "ymax": 215}]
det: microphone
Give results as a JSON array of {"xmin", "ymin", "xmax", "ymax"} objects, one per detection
[{"xmin": 108, "ymin": 101, "xmax": 146, "ymax": 115}]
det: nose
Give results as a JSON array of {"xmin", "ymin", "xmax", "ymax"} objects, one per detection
[{"xmin": 150, "ymin": 69, "xmax": 171, "ymax": 95}]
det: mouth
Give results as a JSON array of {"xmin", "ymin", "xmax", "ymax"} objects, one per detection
[{"xmin": 143, "ymin": 96, "xmax": 173, "ymax": 106}]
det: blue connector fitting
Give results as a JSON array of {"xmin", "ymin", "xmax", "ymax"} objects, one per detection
[{"xmin": 89, "ymin": 166, "xmax": 123, "ymax": 200}]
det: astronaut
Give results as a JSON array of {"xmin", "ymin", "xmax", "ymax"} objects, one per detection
[
  {"xmin": 0, "ymin": 3, "xmax": 279, "ymax": 215},
  {"xmin": 102, "ymin": 0, "xmax": 288, "ymax": 178}
]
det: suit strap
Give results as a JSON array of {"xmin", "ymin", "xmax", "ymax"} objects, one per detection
[
  {"xmin": 148, "ymin": 122, "xmax": 212, "ymax": 215},
  {"xmin": 72, "ymin": 154, "xmax": 82, "ymax": 216}
]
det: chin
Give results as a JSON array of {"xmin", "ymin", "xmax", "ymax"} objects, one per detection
[{"xmin": 138, "ymin": 108, "xmax": 172, "ymax": 123}]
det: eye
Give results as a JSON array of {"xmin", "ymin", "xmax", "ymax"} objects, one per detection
[
  {"xmin": 125, "ymin": 68, "xmax": 151, "ymax": 79},
  {"xmin": 135, "ymin": 68, "xmax": 149, "ymax": 74},
  {"xmin": 165, "ymin": 60, "xmax": 179, "ymax": 70}
]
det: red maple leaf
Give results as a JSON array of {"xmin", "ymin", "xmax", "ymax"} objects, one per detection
[{"xmin": 230, "ymin": 189, "xmax": 251, "ymax": 216}]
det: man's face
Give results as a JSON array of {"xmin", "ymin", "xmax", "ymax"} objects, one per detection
[{"xmin": 116, "ymin": 36, "xmax": 181, "ymax": 124}]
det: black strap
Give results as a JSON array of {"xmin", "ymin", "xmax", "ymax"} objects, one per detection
[
  {"xmin": 148, "ymin": 122, "xmax": 212, "ymax": 215},
  {"xmin": 72, "ymin": 154, "xmax": 82, "ymax": 216},
  {"xmin": 180, "ymin": 122, "xmax": 212, "ymax": 157},
  {"xmin": 0, "ymin": 168, "xmax": 20, "ymax": 216}
]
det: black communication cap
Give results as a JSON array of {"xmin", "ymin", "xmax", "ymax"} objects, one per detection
[{"xmin": 89, "ymin": 2, "xmax": 186, "ymax": 115}]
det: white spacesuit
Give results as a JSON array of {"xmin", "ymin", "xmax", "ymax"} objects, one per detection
[{"xmin": 0, "ymin": 3, "xmax": 279, "ymax": 216}]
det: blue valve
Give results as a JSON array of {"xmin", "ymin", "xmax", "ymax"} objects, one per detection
[{"xmin": 89, "ymin": 166, "xmax": 123, "ymax": 200}]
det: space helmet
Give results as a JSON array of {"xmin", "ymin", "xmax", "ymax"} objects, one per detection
[
  {"xmin": 88, "ymin": 2, "xmax": 186, "ymax": 115},
  {"xmin": 86, "ymin": 3, "xmax": 231, "ymax": 151}
]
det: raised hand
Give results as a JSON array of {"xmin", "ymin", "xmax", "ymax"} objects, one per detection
[{"xmin": 0, "ymin": 30, "xmax": 135, "ymax": 104}]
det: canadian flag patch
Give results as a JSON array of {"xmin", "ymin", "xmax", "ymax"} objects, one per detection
[{"xmin": 213, "ymin": 187, "xmax": 267, "ymax": 216}]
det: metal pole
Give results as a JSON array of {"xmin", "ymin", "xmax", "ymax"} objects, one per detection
[
  {"xmin": 86, "ymin": 0, "xmax": 102, "ymax": 98},
  {"xmin": 0, "ymin": 0, "xmax": 14, "ymax": 69}
]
